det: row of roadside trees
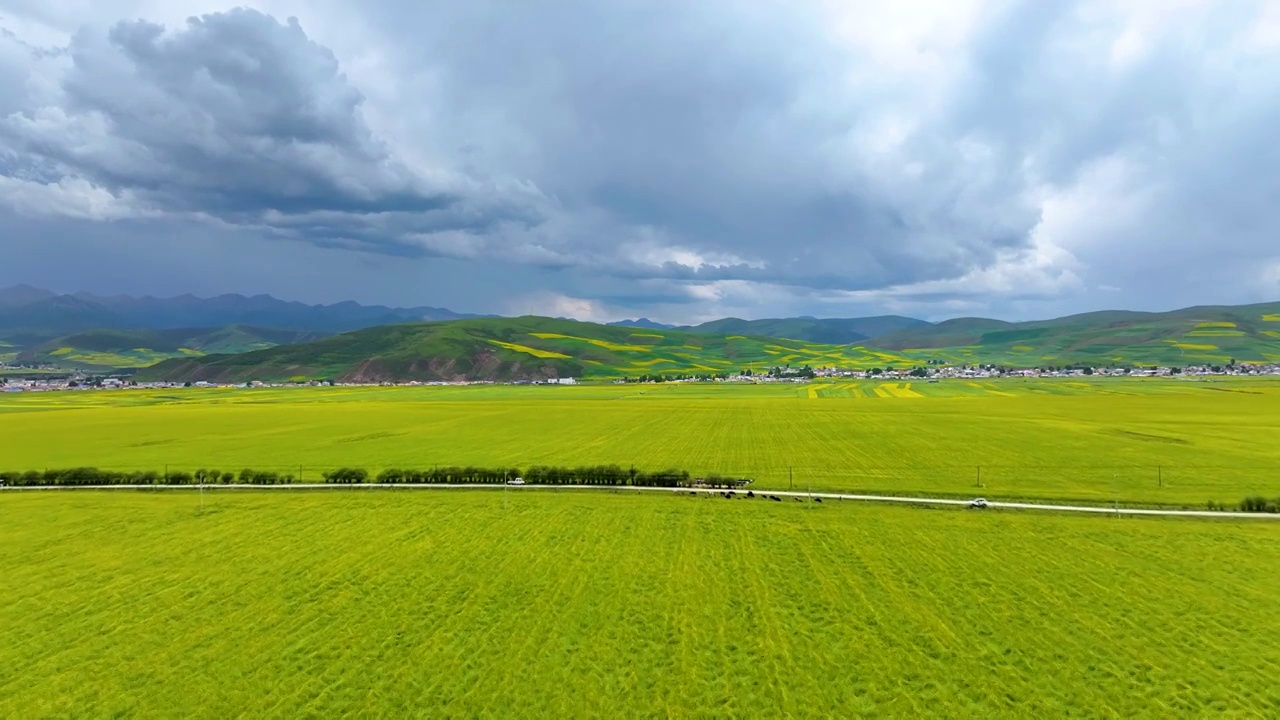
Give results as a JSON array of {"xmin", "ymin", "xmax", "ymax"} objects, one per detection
[
  {"xmin": 0, "ymin": 465, "xmax": 750, "ymax": 489},
  {"xmin": 0, "ymin": 467, "xmax": 295, "ymax": 486},
  {"xmin": 352, "ymin": 465, "xmax": 697, "ymax": 487}
]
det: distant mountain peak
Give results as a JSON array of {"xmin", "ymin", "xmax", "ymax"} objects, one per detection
[
  {"xmin": 0, "ymin": 288, "xmax": 484, "ymax": 336},
  {"xmin": 608, "ymin": 318, "xmax": 675, "ymax": 330},
  {"xmin": 0, "ymin": 284, "xmax": 58, "ymax": 309},
  {"xmin": 683, "ymin": 315, "xmax": 932, "ymax": 344}
]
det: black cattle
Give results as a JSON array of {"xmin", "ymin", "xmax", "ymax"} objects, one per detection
[
  {"xmin": 813, "ymin": 497, "xmax": 823, "ymax": 503},
  {"xmin": 747, "ymin": 491, "xmax": 755, "ymax": 498}
]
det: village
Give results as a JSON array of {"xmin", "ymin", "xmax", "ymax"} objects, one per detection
[{"xmin": 3, "ymin": 361, "xmax": 1279, "ymax": 393}]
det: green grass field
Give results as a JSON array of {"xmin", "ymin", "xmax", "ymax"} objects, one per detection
[
  {"xmin": 2, "ymin": 378, "xmax": 1279, "ymax": 505},
  {"xmin": 0, "ymin": 490, "xmax": 1276, "ymax": 717}
]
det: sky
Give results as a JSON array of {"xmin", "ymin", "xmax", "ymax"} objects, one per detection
[{"xmin": 1, "ymin": 1, "xmax": 1278, "ymax": 323}]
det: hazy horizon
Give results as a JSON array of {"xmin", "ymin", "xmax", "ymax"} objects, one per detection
[{"xmin": 7, "ymin": 281, "xmax": 1278, "ymax": 328}]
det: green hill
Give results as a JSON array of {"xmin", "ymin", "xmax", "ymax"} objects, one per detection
[
  {"xmin": 872, "ymin": 302, "xmax": 1280, "ymax": 367},
  {"xmin": 15, "ymin": 326, "xmax": 327, "ymax": 370},
  {"xmin": 121, "ymin": 301, "xmax": 1280, "ymax": 383},
  {"xmin": 136, "ymin": 317, "xmax": 922, "ymax": 383}
]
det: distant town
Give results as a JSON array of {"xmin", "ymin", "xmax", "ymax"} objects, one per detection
[{"xmin": 3, "ymin": 362, "xmax": 1278, "ymax": 392}]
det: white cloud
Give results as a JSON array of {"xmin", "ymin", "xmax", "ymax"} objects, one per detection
[
  {"xmin": 1260, "ymin": 260, "xmax": 1280, "ymax": 291},
  {"xmin": 619, "ymin": 236, "xmax": 763, "ymax": 272},
  {"xmin": 0, "ymin": 174, "xmax": 148, "ymax": 220},
  {"xmin": 514, "ymin": 292, "xmax": 610, "ymax": 323},
  {"xmin": 1, "ymin": 0, "xmax": 1278, "ymax": 322}
]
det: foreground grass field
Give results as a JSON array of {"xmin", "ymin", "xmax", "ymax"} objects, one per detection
[
  {"xmin": 2, "ymin": 378, "xmax": 1279, "ymax": 505},
  {"xmin": 1, "ymin": 491, "xmax": 1276, "ymax": 717}
]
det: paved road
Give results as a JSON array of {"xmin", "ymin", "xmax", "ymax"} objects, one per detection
[{"xmin": 3, "ymin": 482, "xmax": 1278, "ymax": 520}]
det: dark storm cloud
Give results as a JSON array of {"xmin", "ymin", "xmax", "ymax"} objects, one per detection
[
  {"xmin": 0, "ymin": 8, "xmax": 539, "ymax": 255},
  {"xmin": 1, "ymin": 1, "xmax": 1278, "ymax": 321},
  {"xmin": 372, "ymin": 0, "xmax": 1022, "ymax": 292}
]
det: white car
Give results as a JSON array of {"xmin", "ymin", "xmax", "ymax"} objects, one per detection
[
  {"xmin": 969, "ymin": 497, "xmax": 989, "ymax": 509},
  {"xmin": 507, "ymin": 478, "xmax": 525, "ymax": 485}
]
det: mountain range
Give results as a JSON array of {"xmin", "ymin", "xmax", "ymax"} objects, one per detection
[
  {"xmin": 3, "ymin": 285, "xmax": 1279, "ymax": 379},
  {"xmin": 0, "ymin": 285, "xmax": 483, "ymax": 337},
  {"xmin": 135, "ymin": 316, "xmax": 910, "ymax": 384},
  {"xmin": 138, "ymin": 303, "xmax": 1280, "ymax": 383},
  {"xmin": 0, "ymin": 286, "xmax": 925, "ymax": 345}
]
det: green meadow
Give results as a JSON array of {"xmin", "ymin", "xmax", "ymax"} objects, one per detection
[
  {"xmin": 1, "ymin": 491, "xmax": 1276, "ymax": 718},
  {"xmin": 4, "ymin": 379, "xmax": 1279, "ymax": 717},
  {"xmin": 2, "ymin": 378, "xmax": 1279, "ymax": 505}
]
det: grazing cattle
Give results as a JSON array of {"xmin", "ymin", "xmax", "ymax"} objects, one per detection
[
  {"xmin": 771, "ymin": 495, "xmax": 781, "ymax": 502},
  {"xmin": 747, "ymin": 491, "xmax": 755, "ymax": 498},
  {"xmin": 813, "ymin": 497, "xmax": 823, "ymax": 503},
  {"xmin": 794, "ymin": 497, "xmax": 802, "ymax": 502}
]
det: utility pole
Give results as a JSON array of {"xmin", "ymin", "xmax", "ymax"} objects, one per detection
[
  {"xmin": 789, "ymin": 467, "xmax": 793, "ymax": 492},
  {"xmin": 976, "ymin": 465, "xmax": 982, "ymax": 488},
  {"xmin": 199, "ymin": 470, "xmax": 204, "ymax": 513}
]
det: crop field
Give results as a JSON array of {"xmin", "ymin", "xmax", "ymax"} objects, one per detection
[
  {"xmin": 2, "ymin": 378, "xmax": 1279, "ymax": 505},
  {"xmin": 40, "ymin": 345, "xmax": 194, "ymax": 369},
  {"xmin": 1, "ymin": 490, "xmax": 1276, "ymax": 717}
]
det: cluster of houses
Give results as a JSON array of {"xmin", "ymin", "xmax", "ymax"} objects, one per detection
[
  {"xmin": 0, "ymin": 376, "xmax": 578, "ymax": 392},
  {"xmin": 5, "ymin": 361, "xmax": 1280, "ymax": 393},
  {"xmin": 809, "ymin": 363, "xmax": 1280, "ymax": 380},
  {"xmin": 625, "ymin": 362, "xmax": 1280, "ymax": 384}
]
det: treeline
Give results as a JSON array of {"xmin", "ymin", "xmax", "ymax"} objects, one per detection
[
  {"xmin": 0, "ymin": 468, "xmax": 295, "ymax": 486},
  {"xmin": 0, "ymin": 465, "xmax": 752, "ymax": 489},
  {"xmin": 362, "ymin": 465, "xmax": 699, "ymax": 487},
  {"xmin": 1237, "ymin": 496, "xmax": 1280, "ymax": 513}
]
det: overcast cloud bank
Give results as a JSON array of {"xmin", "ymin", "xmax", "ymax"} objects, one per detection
[{"xmin": 1, "ymin": 1, "xmax": 1277, "ymax": 322}]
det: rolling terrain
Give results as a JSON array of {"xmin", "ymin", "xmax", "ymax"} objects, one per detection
[
  {"xmin": 136, "ymin": 317, "xmax": 921, "ymax": 383},
  {"xmin": 873, "ymin": 302, "xmax": 1280, "ymax": 367},
  {"xmin": 6, "ymin": 286, "xmax": 1280, "ymax": 377},
  {"xmin": 138, "ymin": 306, "xmax": 1280, "ymax": 383},
  {"xmin": 13, "ymin": 327, "xmax": 328, "ymax": 371}
]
